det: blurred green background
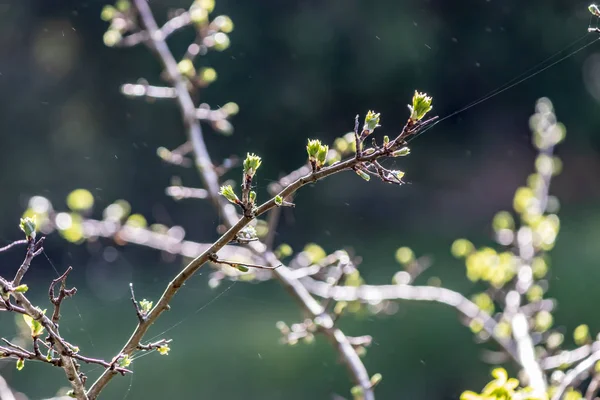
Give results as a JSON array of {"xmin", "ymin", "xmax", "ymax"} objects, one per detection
[{"xmin": 1, "ymin": 0, "xmax": 600, "ymax": 398}]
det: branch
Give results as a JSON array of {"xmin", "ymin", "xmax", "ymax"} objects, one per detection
[
  {"xmin": 90, "ymin": 1, "xmax": 436, "ymax": 398},
  {"xmin": 0, "ymin": 240, "xmax": 27, "ymax": 254},
  {"xmin": 49, "ymin": 266, "xmax": 77, "ymax": 325},
  {"xmin": 301, "ymin": 277, "xmax": 519, "ymax": 361},
  {"xmin": 551, "ymin": 350, "xmax": 600, "ymax": 400},
  {"xmin": 13, "ymin": 237, "xmax": 42, "ymax": 286},
  {"xmin": 0, "ymin": 375, "xmax": 16, "ymax": 400},
  {"xmin": 0, "ymin": 276, "xmax": 88, "ymax": 399}
]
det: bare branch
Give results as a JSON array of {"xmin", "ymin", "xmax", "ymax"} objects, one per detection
[
  {"xmin": 301, "ymin": 276, "xmax": 519, "ymax": 361},
  {"xmin": 0, "ymin": 240, "xmax": 27, "ymax": 254},
  {"xmin": 552, "ymin": 350, "xmax": 600, "ymax": 400}
]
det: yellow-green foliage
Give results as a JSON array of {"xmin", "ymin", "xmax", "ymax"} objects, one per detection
[{"xmin": 460, "ymin": 368, "xmax": 546, "ymax": 400}]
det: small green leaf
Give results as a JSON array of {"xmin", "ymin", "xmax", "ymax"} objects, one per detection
[
  {"xmin": 408, "ymin": 91, "xmax": 433, "ymax": 121},
  {"xmin": 177, "ymin": 59, "xmax": 196, "ymax": 78},
  {"xmin": 19, "ymin": 217, "xmax": 36, "ymax": 239},
  {"xmin": 16, "ymin": 358, "xmax": 24, "ymax": 371},
  {"xmin": 590, "ymin": 4, "xmax": 600, "ymax": 17},
  {"xmin": 119, "ymin": 354, "xmax": 132, "ymax": 368},
  {"xmin": 23, "ymin": 310, "xmax": 46, "ymax": 337},
  {"xmin": 392, "ymin": 147, "xmax": 411, "ymax": 157},
  {"xmin": 13, "ymin": 284, "xmax": 28, "ymax": 293},
  {"xmin": 354, "ymin": 169, "xmax": 370, "ymax": 181},
  {"xmin": 100, "ymin": 5, "xmax": 116, "ymax": 21},
  {"xmin": 306, "ymin": 139, "xmax": 322, "ymax": 160},
  {"xmin": 350, "ymin": 385, "xmax": 364, "ymax": 400},
  {"xmin": 363, "ymin": 110, "xmax": 381, "ymax": 132},
  {"xmin": 383, "ymin": 135, "xmax": 390, "ymax": 146},
  {"xmin": 213, "ymin": 15, "xmax": 234, "ymax": 33},
  {"xmin": 370, "ymin": 373, "xmax": 382, "ymax": 387},
  {"xmin": 233, "ymin": 264, "xmax": 249, "ymax": 272},
  {"xmin": 139, "ymin": 299, "xmax": 153, "ymax": 314},
  {"xmin": 219, "ymin": 185, "xmax": 240, "ymax": 204},
  {"xmin": 243, "ymin": 153, "xmax": 262, "ymax": 177},
  {"xmin": 316, "ymin": 144, "xmax": 329, "ymax": 167},
  {"xmin": 392, "ymin": 170, "xmax": 405, "ymax": 180},
  {"xmin": 574, "ymin": 324, "xmax": 590, "ymax": 346},
  {"xmin": 274, "ymin": 195, "xmax": 283, "ymax": 206},
  {"xmin": 249, "ymin": 191, "xmax": 257, "ymax": 203}
]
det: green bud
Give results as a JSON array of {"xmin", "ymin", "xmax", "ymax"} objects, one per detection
[
  {"xmin": 370, "ymin": 373, "xmax": 383, "ymax": 387},
  {"xmin": 233, "ymin": 264, "xmax": 249, "ymax": 272},
  {"xmin": 393, "ymin": 170, "xmax": 405, "ymax": 180},
  {"xmin": 392, "ymin": 147, "xmax": 411, "ymax": 157},
  {"xmin": 243, "ymin": 153, "xmax": 262, "ymax": 177},
  {"xmin": 306, "ymin": 139, "xmax": 322, "ymax": 160},
  {"xmin": 590, "ymin": 4, "xmax": 600, "ymax": 17},
  {"xmin": 408, "ymin": 90, "xmax": 433, "ymax": 121},
  {"xmin": 574, "ymin": 324, "xmax": 590, "ymax": 346},
  {"xmin": 383, "ymin": 135, "xmax": 390, "ymax": 146},
  {"xmin": 119, "ymin": 354, "xmax": 132, "ymax": 368},
  {"xmin": 14, "ymin": 284, "xmax": 28, "ymax": 293},
  {"xmin": 139, "ymin": 299, "xmax": 153, "ymax": 314},
  {"xmin": 222, "ymin": 102, "xmax": 239, "ymax": 116},
  {"xmin": 100, "ymin": 5, "xmax": 116, "ymax": 21},
  {"xmin": 274, "ymin": 195, "xmax": 283, "ymax": 206},
  {"xmin": 103, "ymin": 30, "xmax": 122, "ymax": 47},
  {"xmin": 213, "ymin": 32, "xmax": 231, "ymax": 51},
  {"xmin": 177, "ymin": 59, "xmax": 196, "ymax": 78},
  {"xmin": 190, "ymin": 5, "xmax": 208, "ymax": 24},
  {"xmin": 249, "ymin": 191, "xmax": 257, "ymax": 203},
  {"xmin": 199, "ymin": 67, "xmax": 217, "ymax": 83},
  {"xmin": 67, "ymin": 390, "xmax": 76, "ymax": 398},
  {"xmin": 158, "ymin": 344, "xmax": 170, "ymax": 355},
  {"xmin": 213, "ymin": 15, "xmax": 234, "ymax": 33},
  {"xmin": 355, "ymin": 169, "xmax": 370, "ymax": 181},
  {"xmin": 19, "ymin": 217, "xmax": 36, "ymax": 239},
  {"xmin": 23, "ymin": 311, "xmax": 46, "ymax": 337},
  {"xmin": 16, "ymin": 358, "xmax": 24, "ymax": 371},
  {"xmin": 219, "ymin": 185, "xmax": 239, "ymax": 204},
  {"xmin": 363, "ymin": 110, "xmax": 381, "ymax": 132},
  {"xmin": 237, "ymin": 225, "xmax": 257, "ymax": 241},
  {"xmin": 275, "ymin": 243, "xmax": 293, "ymax": 258},
  {"xmin": 316, "ymin": 144, "xmax": 329, "ymax": 166},
  {"xmin": 116, "ymin": 0, "xmax": 130, "ymax": 12},
  {"xmin": 350, "ymin": 385, "xmax": 364, "ymax": 400}
]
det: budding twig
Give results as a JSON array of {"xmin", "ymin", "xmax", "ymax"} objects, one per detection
[{"xmin": 49, "ymin": 266, "xmax": 77, "ymax": 325}]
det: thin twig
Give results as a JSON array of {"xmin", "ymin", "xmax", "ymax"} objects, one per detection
[
  {"xmin": 49, "ymin": 266, "xmax": 77, "ymax": 325},
  {"xmin": 12, "ymin": 238, "xmax": 36, "ymax": 286},
  {"xmin": 129, "ymin": 283, "xmax": 144, "ymax": 323},
  {"xmin": 0, "ymin": 240, "xmax": 27, "ymax": 253},
  {"xmin": 208, "ymin": 253, "xmax": 279, "ymax": 270},
  {"xmin": 0, "ymin": 276, "xmax": 88, "ymax": 399}
]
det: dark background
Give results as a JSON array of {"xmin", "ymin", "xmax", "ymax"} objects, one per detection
[{"xmin": 1, "ymin": 0, "xmax": 600, "ymax": 398}]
